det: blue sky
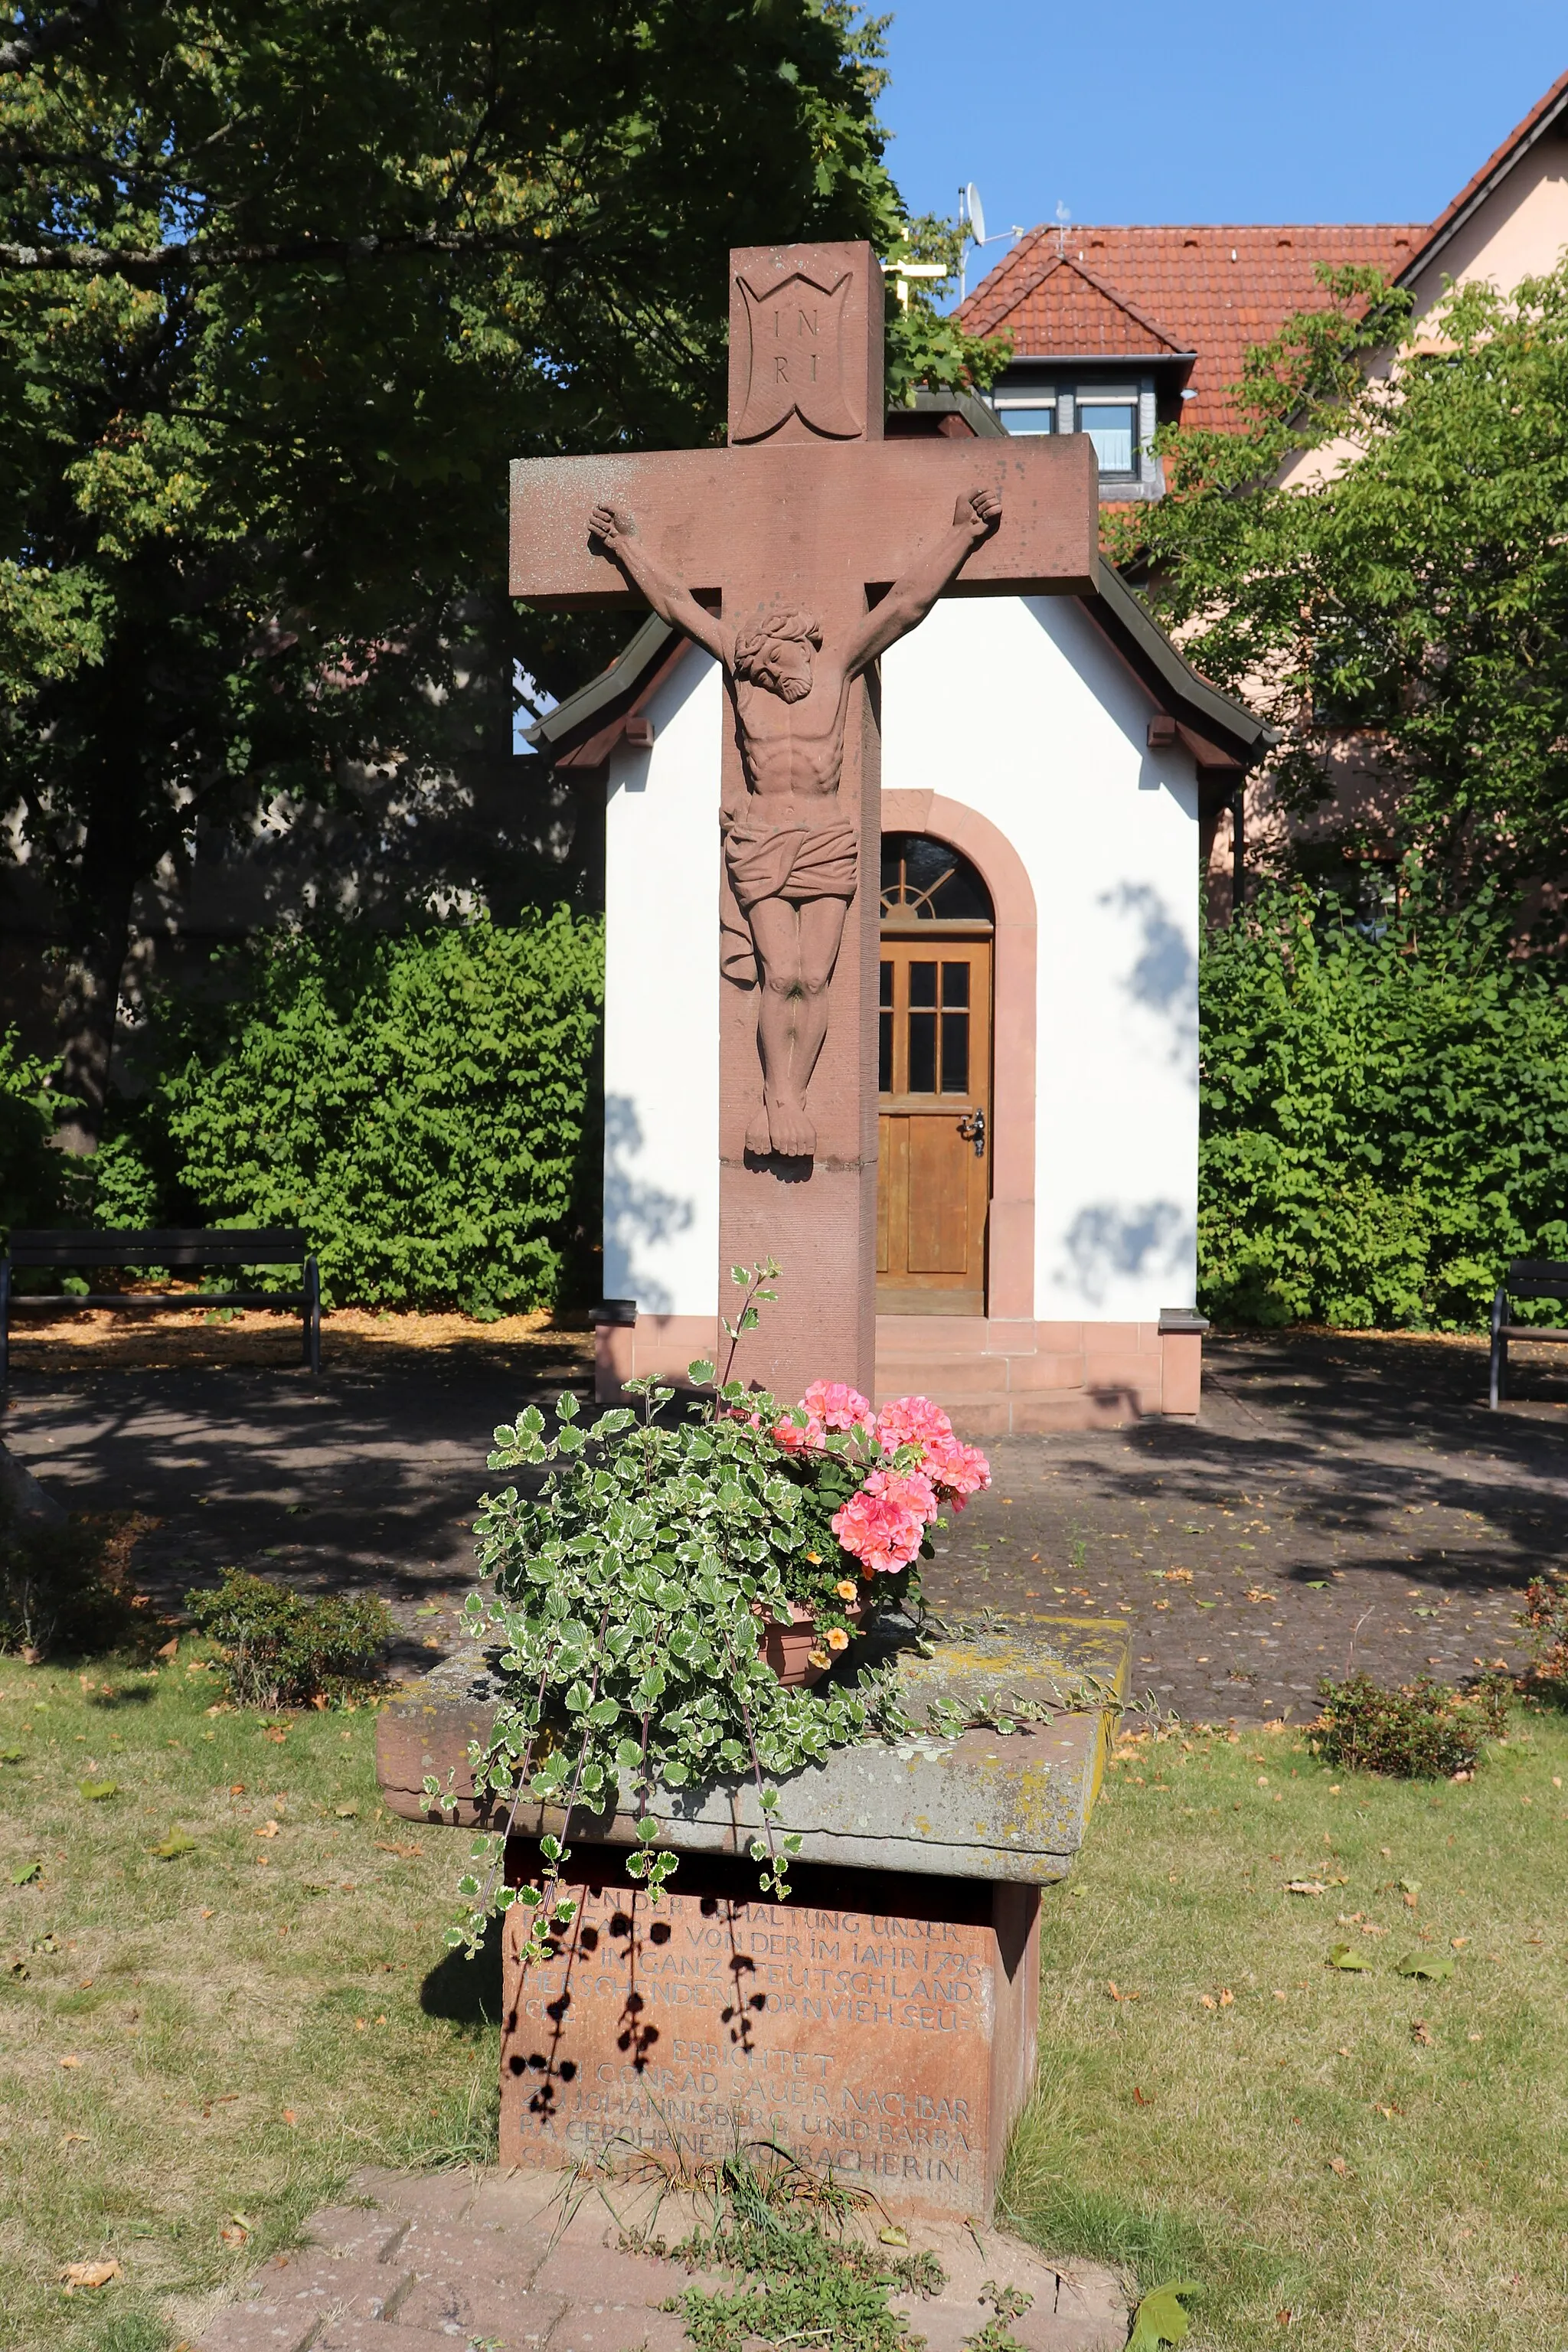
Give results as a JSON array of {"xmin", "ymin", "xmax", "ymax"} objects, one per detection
[{"xmin": 876, "ymin": 2, "xmax": 1565, "ymax": 299}]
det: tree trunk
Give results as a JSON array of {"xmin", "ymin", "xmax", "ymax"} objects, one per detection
[{"xmin": 53, "ymin": 887, "xmax": 135, "ymax": 1157}]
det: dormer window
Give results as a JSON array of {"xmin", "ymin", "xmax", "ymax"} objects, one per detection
[{"xmin": 1078, "ymin": 398, "xmax": 1137, "ymax": 475}]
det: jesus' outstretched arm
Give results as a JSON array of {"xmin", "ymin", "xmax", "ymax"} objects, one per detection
[
  {"xmin": 588, "ymin": 504, "xmax": 733, "ymax": 671},
  {"xmin": 843, "ymin": 488, "xmax": 1002, "ymax": 677}
]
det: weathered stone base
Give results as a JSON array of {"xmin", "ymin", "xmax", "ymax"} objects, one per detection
[{"xmin": 500, "ymin": 1842, "xmax": 1039, "ymax": 2222}]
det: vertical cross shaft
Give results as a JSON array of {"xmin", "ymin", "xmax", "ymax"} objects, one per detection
[{"xmin": 717, "ymin": 243, "xmax": 885, "ymax": 1402}]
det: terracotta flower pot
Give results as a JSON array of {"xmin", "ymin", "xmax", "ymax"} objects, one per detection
[{"xmin": 758, "ymin": 1599, "xmax": 866, "ymax": 1687}]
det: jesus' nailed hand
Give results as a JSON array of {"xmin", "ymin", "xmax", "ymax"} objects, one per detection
[{"xmin": 588, "ymin": 487, "xmax": 1001, "ymax": 1159}]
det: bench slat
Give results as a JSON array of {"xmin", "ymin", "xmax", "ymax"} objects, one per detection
[
  {"xmin": 7, "ymin": 1292, "xmax": 307, "ymax": 1315},
  {"xmin": 6, "ymin": 1228, "xmax": 306, "ymax": 1268},
  {"xmin": 1498, "ymin": 1323, "xmax": 1568, "ymax": 1344}
]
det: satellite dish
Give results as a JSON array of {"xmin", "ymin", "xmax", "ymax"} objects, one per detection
[{"xmin": 965, "ymin": 182, "xmax": 986, "ymax": 247}]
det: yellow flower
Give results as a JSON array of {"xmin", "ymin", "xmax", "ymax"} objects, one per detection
[
  {"xmin": 805, "ymin": 1550, "xmax": 822, "ymax": 1564},
  {"xmin": 807, "ymin": 1647, "xmax": 831, "ymax": 1669},
  {"xmin": 826, "ymin": 1626, "xmax": 850, "ymax": 1651},
  {"xmin": 835, "ymin": 1579, "xmax": 858, "ymax": 1602}
]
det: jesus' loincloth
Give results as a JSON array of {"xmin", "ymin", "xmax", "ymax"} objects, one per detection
[{"xmin": 720, "ymin": 813, "xmax": 858, "ymax": 985}]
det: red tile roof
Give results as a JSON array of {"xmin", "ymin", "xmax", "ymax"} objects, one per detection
[
  {"xmin": 960, "ymin": 224, "xmax": 1425, "ymax": 428},
  {"xmin": 978, "ymin": 251, "xmax": 1191, "ymax": 359}
]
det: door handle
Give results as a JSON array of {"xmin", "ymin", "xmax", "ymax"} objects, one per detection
[{"xmin": 957, "ymin": 1108, "xmax": 986, "ymax": 1158}]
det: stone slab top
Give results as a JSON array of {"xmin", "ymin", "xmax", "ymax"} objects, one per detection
[{"xmin": 376, "ymin": 1614, "xmax": 1129, "ymax": 1886}]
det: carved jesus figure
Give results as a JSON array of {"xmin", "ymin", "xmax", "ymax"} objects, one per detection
[{"xmin": 589, "ymin": 487, "xmax": 1001, "ymax": 1158}]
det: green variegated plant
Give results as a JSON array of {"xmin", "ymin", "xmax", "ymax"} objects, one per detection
[{"xmin": 427, "ymin": 1266, "xmax": 924, "ymax": 1962}]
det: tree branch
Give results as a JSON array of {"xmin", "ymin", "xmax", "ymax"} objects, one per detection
[
  {"xmin": 0, "ymin": 220, "xmax": 568, "ymax": 279},
  {"xmin": 0, "ymin": 0, "xmax": 109, "ymax": 75}
]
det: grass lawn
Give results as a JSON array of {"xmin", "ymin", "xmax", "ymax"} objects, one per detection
[
  {"xmin": 1004, "ymin": 1710, "xmax": 1568, "ymax": 2350},
  {"xmin": 2, "ymin": 1650, "xmax": 1564, "ymax": 2352},
  {"xmin": 0, "ymin": 1651, "xmax": 502, "ymax": 2352}
]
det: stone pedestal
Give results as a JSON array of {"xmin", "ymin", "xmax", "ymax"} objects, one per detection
[
  {"xmin": 377, "ymin": 1617, "xmax": 1128, "ymax": 2225},
  {"xmin": 499, "ymin": 1845, "xmax": 1037, "ymax": 2220}
]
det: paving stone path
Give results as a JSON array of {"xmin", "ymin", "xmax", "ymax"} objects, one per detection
[
  {"xmin": 4, "ymin": 1324, "xmax": 1564, "ymax": 1719},
  {"xmin": 189, "ymin": 2165, "xmax": 1125, "ymax": 2352}
]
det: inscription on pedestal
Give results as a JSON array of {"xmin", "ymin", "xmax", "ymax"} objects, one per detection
[{"xmin": 499, "ymin": 1850, "xmax": 1037, "ymax": 2217}]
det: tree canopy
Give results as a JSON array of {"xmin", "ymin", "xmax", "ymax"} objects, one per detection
[
  {"xmin": 1114, "ymin": 262, "xmax": 1568, "ymax": 909},
  {"xmin": 0, "ymin": 0, "xmax": 995, "ymax": 1144}
]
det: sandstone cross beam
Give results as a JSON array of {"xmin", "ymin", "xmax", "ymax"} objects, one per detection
[{"xmin": 509, "ymin": 242, "xmax": 1098, "ymax": 1401}]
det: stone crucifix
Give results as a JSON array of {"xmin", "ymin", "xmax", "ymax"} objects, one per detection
[
  {"xmin": 509, "ymin": 241, "xmax": 1097, "ymax": 1399},
  {"xmin": 586, "ymin": 485, "xmax": 1001, "ymax": 1158}
]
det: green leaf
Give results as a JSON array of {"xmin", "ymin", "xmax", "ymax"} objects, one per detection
[
  {"xmin": 1328, "ymin": 1942, "xmax": 1372, "ymax": 1971},
  {"xmin": 0, "ymin": 1748, "xmax": 23, "ymax": 1764},
  {"xmin": 79, "ymin": 1781, "xmax": 119, "ymax": 1802},
  {"xmin": 1395, "ymin": 1952, "xmax": 1455, "ymax": 1981},
  {"xmin": 335, "ymin": 1803, "xmax": 359, "ymax": 1819},
  {"xmin": 1127, "ymin": 2279, "xmax": 1200, "ymax": 2351},
  {"xmin": 10, "ymin": 1860, "xmax": 41, "ymax": 1886},
  {"xmin": 153, "ymin": 1830, "xmax": 198, "ymax": 1859}
]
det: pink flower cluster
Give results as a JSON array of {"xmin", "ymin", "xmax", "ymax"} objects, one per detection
[{"xmin": 768, "ymin": 1386, "xmax": 991, "ymax": 1577}]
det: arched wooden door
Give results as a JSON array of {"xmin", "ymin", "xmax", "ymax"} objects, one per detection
[{"xmin": 877, "ymin": 835, "xmax": 994, "ymax": 1316}]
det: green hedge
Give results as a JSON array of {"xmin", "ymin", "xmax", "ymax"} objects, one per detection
[
  {"xmin": 126, "ymin": 914, "xmax": 602, "ymax": 1313},
  {"xmin": 0, "ymin": 1030, "xmax": 69, "ymax": 1237},
  {"xmin": 1200, "ymin": 887, "xmax": 1568, "ymax": 1329}
]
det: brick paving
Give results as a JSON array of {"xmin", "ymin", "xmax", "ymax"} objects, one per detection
[
  {"xmin": 189, "ymin": 2167, "xmax": 1125, "ymax": 2352},
  {"xmin": 928, "ymin": 1330, "xmax": 1568, "ymax": 1723},
  {"xmin": 3, "ymin": 1324, "xmax": 1563, "ymax": 1717}
]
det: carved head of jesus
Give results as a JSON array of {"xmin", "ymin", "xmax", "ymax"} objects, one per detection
[{"xmin": 733, "ymin": 607, "xmax": 822, "ymax": 704}]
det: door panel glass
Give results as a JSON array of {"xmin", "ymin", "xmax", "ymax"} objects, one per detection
[
  {"xmin": 908, "ymin": 961, "xmax": 938, "ymax": 1007},
  {"xmin": 941, "ymin": 1013, "xmax": 969, "ymax": 1095},
  {"xmin": 878, "ymin": 961, "xmax": 893, "ymax": 1093},
  {"xmin": 907, "ymin": 1011, "xmax": 937, "ymax": 1094}
]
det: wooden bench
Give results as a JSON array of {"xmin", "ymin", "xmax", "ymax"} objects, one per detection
[
  {"xmin": 1490, "ymin": 1257, "xmax": 1568, "ymax": 1409},
  {"xmin": 0, "ymin": 1229, "xmax": 321, "ymax": 1390}
]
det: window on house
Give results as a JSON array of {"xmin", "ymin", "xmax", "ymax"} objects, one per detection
[
  {"xmin": 994, "ymin": 400, "xmax": 1054, "ymax": 434},
  {"xmin": 1078, "ymin": 401, "xmax": 1136, "ymax": 473}
]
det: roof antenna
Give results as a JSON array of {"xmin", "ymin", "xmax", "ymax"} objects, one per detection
[{"xmin": 1055, "ymin": 199, "xmax": 1071, "ymax": 257}]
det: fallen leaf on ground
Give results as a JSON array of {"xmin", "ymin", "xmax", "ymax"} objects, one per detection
[
  {"xmin": 1396, "ymin": 1952, "xmax": 1455, "ymax": 1981},
  {"xmin": 334, "ymin": 1803, "xmax": 358, "ymax": 1819},
  {"xmin": 878, "ymin": 2226, "xmax": 908, "ymax": 2246},
  {"xmin": 254, "ymin": 1820, "xmax": 279, "ymax": 1838},
  {"xmin": 10, "ymin": 1860, "xmax": 40, "ymax": 1885},
  {"xmin": 1328, "ymin": 2157, "xmax": 1349, "ymax": 2176},
  {"xmin": 1285, "ymin": 1880, "xmax": 1325, "ymax": 1896},
  {"xmin": 1127, "ymin": 2277, "xmax": 1199, "ymax": 2350},
  {"xmin": 1328, "ymin": 1944, "xmax": 1371, "ymax": 1971},
  {"xmin": 78, "ymin": 1781, "xmax": 118, "ymax": 1802},
  {"xmin": 58, "ymin": 2053, "xmax": 83, "ymax": 2069},
  {"xmin": 60, "ymin": 2259, "xmax": 122, "ymax": 2290},
  {"xmin": 0, "ymin": 1746, "xmax": 22, "ymax": 1763},
  {"xmin": 1411, "ymin": 2020, "xmax": 1435, "ymax": 2045},
  {"xmin": 156, "ymin": 1637, "xmax": 179, "ymax": 1660},
  {"xmin": 282, "ymin": 2108, "xmax": 298, "ymax": 2125},
  {"xmin": 152, "ymin": 1831, "xmax": 197, "ymax": 1860}
]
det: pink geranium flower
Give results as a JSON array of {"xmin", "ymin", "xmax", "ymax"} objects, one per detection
[
  {"xmin": 771, "ymin": 1411, "xmax": 825, "ymax": 1455},
  {"xmin": 862, "ymin": 1465, "xmax": 939, "ymax": 1527},
  {"xmin": 921, "ymin": 1435, "xmax": 991, "ymax": 1507},
  {"xmin": 830, "ymin": 1488, "xmax": 925, "ymax": 1575},
  {"xmin": 802, "ymin": 1380, "xmax": 875, "ymax": 1435},
  {"xmin": 874, "ymin": 1395, "xmax": 955, "ymax": 1455}
]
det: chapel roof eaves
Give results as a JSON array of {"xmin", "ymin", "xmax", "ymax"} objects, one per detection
[{"xmin": 526, "ymin": 564, "xmax": 1271, "ymax": 771}]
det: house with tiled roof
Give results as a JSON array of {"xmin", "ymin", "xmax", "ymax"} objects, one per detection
[{"xmin": 956, "ymin": 71, "xmax": 1568, "ymax": 499}]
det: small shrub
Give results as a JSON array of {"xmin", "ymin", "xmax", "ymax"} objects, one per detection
[
  {"xmin": 0, "ymin": 1509, "xmax": 157, "ymax": 1660},
  {"xmin": 1313, "ymin": 1669, "xmax": 1508, "ymax": 1779},
  {"xmin": 186, "ymin": 1569, "xmax": 391, "ymax": 1709},
  {"xmin": 1517, "ymin": 1568, "xmax": 1568, "ymax": 1698}
]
